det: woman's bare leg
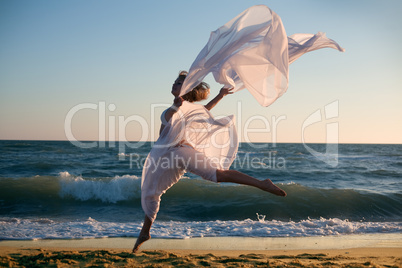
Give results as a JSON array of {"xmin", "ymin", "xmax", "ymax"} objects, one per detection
[
  {"xmin": 216, "ymin": 170, "xmax": 286, "ymax": 196},
  {"xmin": 132, "ymin": 215, "xmax": 153, "ymax": 253}
]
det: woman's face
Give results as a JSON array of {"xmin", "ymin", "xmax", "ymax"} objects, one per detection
[{"xmin": 171, "ymin": 78, "xmax": 183, "ymax": 97}]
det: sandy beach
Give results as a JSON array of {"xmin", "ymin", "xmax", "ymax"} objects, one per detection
[{"xmin": 1, "ymin": 234, "xmax": 401, "ymax": 267}]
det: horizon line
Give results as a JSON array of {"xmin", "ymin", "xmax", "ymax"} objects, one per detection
[{"xmin": 0, "ymin": 139, "xmax": 401, "ymax": 146}]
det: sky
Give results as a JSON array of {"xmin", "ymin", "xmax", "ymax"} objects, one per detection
[{"xmin": 1, "ymin": 0, "xmax": 401, "ymax": 144}]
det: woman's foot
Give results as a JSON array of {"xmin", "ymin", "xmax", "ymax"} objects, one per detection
[
  {"xmin": 260, "ymin": 179, "xmax": 287, "ymax": 196},
  {"xmin": 132, "ymin": 233, "xmax": 151, "ymax": 253}
]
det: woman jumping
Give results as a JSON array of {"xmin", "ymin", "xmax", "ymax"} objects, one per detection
[{"xmin": 133, "ymin": 71, "xmax": 286, "ymax": 253}]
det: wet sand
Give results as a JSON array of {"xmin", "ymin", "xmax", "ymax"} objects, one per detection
[{"xmin": 1, "ymin": 234, "xmax": 401, "ymax": 267}]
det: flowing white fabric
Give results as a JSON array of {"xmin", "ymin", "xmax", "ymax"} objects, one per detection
[
  {"xmin": 141, "ymin": 5, "xmax": 344, "ymax": 221},
  {"xmin": 141, "ymin": 101, "xmax": 237, "ymax": 221},
  {"xmin": 180, "ymin": 5, "xmax": 344, "ymax": 106}
]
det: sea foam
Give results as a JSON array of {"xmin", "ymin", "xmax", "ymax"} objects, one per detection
[
  {"xmin": 58, "ymin": 172, "xmax": 141, "ymax": 203},
  {"xmin": 1, "ymin": 216, "xmax": 401, "ymax": 240}
]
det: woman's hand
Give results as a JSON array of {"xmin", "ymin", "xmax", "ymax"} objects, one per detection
[
  {"xmin": 218, "ymin": 87, "xmax": 234, "ymax": 97},
  {"xmin": 204, "ymin": 87, "xmax": 234, "ymax": 111}
]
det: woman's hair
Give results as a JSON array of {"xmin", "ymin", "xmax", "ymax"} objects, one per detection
[
  {"xmin": 177, "ymin": 71, "xmax": 210, "ymax": 102},
  {"xmin": 177, "ymin": 70, "xmax": 188, "ymax": 81},
  {"xmin": 182, "ymin": 82, "xmax": 210, "ymax": 102}
]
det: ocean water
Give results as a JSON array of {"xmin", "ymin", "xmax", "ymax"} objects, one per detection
[{"xmin": 0, "ymin": 140, "xmax": 401, "ymax": 240}]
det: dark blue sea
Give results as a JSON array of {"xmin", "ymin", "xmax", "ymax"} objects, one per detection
[{"xmin": 0, "ymin": 140, "xmax": 401, "ymax": 240}]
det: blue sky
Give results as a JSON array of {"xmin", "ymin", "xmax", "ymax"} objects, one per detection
[{"xmin": 1, "ymin": 0, "xmax": 401, "ymax": 144}]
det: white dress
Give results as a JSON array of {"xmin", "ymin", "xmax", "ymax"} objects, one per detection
[
  {"xmin": 141, "ymin": 101, "xmax": 238, "ymax": 222},
  {"xmin": 141, "ymin": 5, "xmax": 344, "ymax": 222}
]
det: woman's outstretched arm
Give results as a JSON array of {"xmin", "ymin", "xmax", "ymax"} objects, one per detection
[{"xmin": 204, "ymin": 87, "xmax": 233, "ymax": 111}]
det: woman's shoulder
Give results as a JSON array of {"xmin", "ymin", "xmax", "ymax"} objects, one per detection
[{"xmin": 160, "ymin": 107, "xmax": 171, "ymax": 125}]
